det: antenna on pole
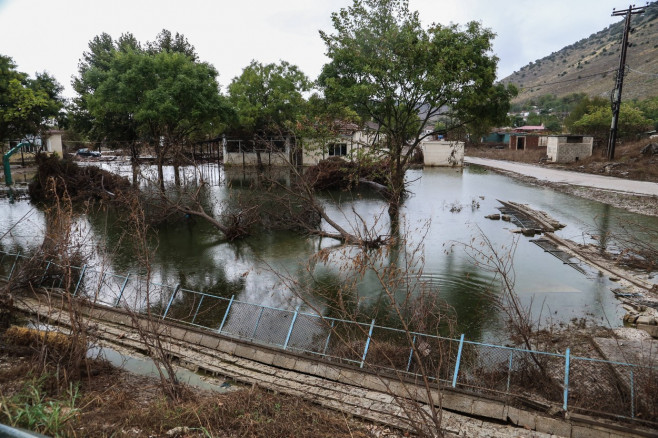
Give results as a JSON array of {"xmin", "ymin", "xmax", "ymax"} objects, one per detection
[{"xmin": 607, "ymin": 4, "xmax": 646, "ymax": 160}]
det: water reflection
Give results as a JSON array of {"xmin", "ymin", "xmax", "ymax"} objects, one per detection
[{"xmin": 2, "ymin": 163, "xmax": 657, "ymax": 342}]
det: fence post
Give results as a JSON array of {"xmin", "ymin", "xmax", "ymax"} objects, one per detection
[
  {"xmin": 506, "ymin": 350, "xmax": 514, "ymax": 394},
  {"xmin": 8, "ymin": 252, "xmax": 20, "ymax": 280},
  {"xmin": 39, "ymin": 261, "xmax": 51, "ymax": 286},
  {"xmin": 360, "ymin": 319, "xmax": 376, "ymax": 368},
  {"xmin": 115, "ymin": 273, "xmax": 131, "ymax": 307},
  {"xmin": 218, "ymin": 295, "xmax": 234, "ymax": 334},
  {"xmin": 162, "ymin": 284, "xmax": 180, "ymax": 320},
  {"xmin": 630, "ymin": 370, "xmax": 635, "ymax": 418},
  {"xmin": 283, "ymin": 306, "xmax": 300, "ymax": 350},
  {"xmin": 191, "ymin": 295, "xmax": 205, "ymax": 324},
  {"xmin": 452, "ymin": 334, "xmax": 465, "ymax": 388},
  {"xmin": 406, "ymin": 335, "xmax": 417, "ymax": 373},
  {"xmin": 251, "ymin": 307, "xmax": 265, "ymax": 340},
  {"xmin": 322, "ymin": 320, "xmax": 335, "ymax": 357},
  {"xmin": 563, "ymin": 348, "xmax": 571, "ymax": 412},
  {"xmin": 73, "ymin": 264, "xmax": 87, "ymax": 296}
]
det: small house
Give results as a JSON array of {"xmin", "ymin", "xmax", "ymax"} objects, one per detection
[
  {"xmin": 301, "ymin": 121, "xmax": 380, "ymax": 166},
  {"xmin": 546, "ymin": 135, "xmax": 593, "ymax": 163},
  {"xmin": 509, "ymin": 134, "xmax": 547, "ymax": 151},
  {"xmin": 481, "ymin": 131, "xmax": 510, "ymax": 146}
]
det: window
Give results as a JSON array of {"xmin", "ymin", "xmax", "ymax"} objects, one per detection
[
  {"xmin": 566, "ymin": 136, "xmax": 583, "ymax": 144},
  {"xmin": 328, "ymin": 143, "xmax": 347, "ymax": 156}
]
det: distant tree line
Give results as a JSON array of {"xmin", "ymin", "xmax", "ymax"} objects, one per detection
[{"xmin": 508, "ymin": 92, "xmax": 656, "ymax": 139}]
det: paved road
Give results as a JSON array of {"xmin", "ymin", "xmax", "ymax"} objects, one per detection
[{"xmin": 465, "ymin": 157, "xmax": 658, "ymax": 197}]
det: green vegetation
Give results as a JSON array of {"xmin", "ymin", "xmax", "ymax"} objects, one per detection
[
  {"xmin": 0, "ymin": 55, "xmax": 64, "ymax": 142},
  {"xmin": 319, "ymin": 0, "xmax": 514, "ymax": 217},
  {"xmin": 508, "ymin": 92, "xmax": 658, "ymax": 136},
  {"xmin": 227, "ymin": 60, "xmax": 310, "ymax": 138},
  {"xmin": 71, "ymin": 30, "xmax": 231, "ymax": 187},
  {"xmin": 0, "ymin": 376, "xmax": 80, "ymax": 437},
  {"xmin": 572, "ymin": 103, "xmax": 652, "ymax": 139}
]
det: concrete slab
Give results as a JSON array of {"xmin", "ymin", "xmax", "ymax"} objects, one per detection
[{"xmin": 592, "ymin": 337, "xmax": 658, "ymax": 366}]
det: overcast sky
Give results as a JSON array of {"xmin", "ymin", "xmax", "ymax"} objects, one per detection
[{"xmin": 0, "ymin": 0, "xmax": 626, "ymax": 98}]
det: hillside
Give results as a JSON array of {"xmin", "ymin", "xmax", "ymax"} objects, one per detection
[{"xmin": 501, "ymin": 2, "xmax": 658, "ymax": 104}]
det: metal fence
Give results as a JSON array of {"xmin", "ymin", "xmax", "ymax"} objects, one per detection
[{"xmin": 1, "ymin": 249, "xmax": 656, "ymax": 424}]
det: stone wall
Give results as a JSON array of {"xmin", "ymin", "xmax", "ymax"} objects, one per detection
[{"xmin": 547, "ymin": 136, "xmax": 593, "ymax": 163}]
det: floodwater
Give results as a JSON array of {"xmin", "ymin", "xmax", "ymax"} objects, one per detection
[{"xmin": 2, "ymin": 163, "xmax": 657, "ymax": 343}]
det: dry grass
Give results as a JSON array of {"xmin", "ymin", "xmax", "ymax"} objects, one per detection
[
  {"xmin": 4, "ymin": 326, "xmax": 83, "ymax": 357},
  {"xmin": 467, "ymin": 140, "xmax": 658, "ymax": 183},
  {"xmin": 561, "ymin": 139, "xmax": 658, "ymax": 182},
  {"xmin": 0, "ymin": 334, "xmax": 377, "ymax": 438}
]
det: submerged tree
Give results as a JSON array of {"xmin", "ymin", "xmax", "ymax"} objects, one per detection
[
  {"xmin": 319, "ymin": 0, "xmax": 515, "ymax": 221},
  {"xmin": 72, "ymin": 31, "xmax": 230, "ymax": 188},
  {"xmin": 227, "ymin": 60, "xmax": 310, "ymax": 166}
]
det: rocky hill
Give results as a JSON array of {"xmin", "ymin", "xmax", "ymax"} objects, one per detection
[{"xmin": 501, "ymin": 2, "xmax": 658, "ymax": 104}]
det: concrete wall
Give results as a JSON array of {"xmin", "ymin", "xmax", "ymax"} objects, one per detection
[
  {"xmin": 546, "ymin": 136, "xmax": 594, "ymax": 163},
  {"xmin": 15, "ymin": 291, "xmax": 650, "ymax": 438},
  {"xmin": 301, "ymin": 130, "xmax": 379, "ymax": 166},
  {"xmin": 45, "ymin": 132, "xmax": 63, "ymax": 155},
  {"xmin": 301, "ymin": 138, "xmax": 362, "ymax": 166},
  {"xmin": 421, "ymin": 140, "xmax": 464, "ymax": 167}
]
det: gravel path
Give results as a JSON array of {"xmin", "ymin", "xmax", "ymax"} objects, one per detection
[{"xmin": 465, "ymin": 157, "xmax": 658, "ymax": 196}]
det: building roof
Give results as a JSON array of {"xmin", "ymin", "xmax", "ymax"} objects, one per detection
[{"xmin": 515, "ymin": 125, "xmax": 545, "ymax": 132}]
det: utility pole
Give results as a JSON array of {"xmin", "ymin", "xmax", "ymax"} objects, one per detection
[{"xmin": 607, "ymin": 4, "xmax": 646, "ymax": 160}]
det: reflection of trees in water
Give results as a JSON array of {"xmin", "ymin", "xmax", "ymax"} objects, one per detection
[{"xmin": 164, "ymin": 269, "xmax": 247, "ymax": 328}]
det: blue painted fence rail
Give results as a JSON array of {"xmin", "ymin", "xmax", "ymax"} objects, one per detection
[{"xmin": 0, "ymin": 249, "xmax": 655, "ymax": 423}]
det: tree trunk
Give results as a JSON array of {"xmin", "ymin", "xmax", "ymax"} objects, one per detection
[
  {"xmin": 173, "ymin": 163, "xmax": 180, "ymax": 186},
  {"xmin": 157, "ymin": 157, "xmax": 165, "ymax": 192},
  {"xmin": 130, "ymin": 143, "xmax": 140, "ymax": 186},
  {"xmin": 387, "ymin": 151, "xmax": 405, "ymax": 239}
]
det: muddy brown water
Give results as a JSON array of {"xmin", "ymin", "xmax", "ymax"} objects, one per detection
[{"xmin": 2, "ymin": 163, "xmax": 657, "ymax": 343}]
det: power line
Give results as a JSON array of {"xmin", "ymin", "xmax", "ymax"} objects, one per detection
[{"xmin": 626, "ymin": 65, "xmax": 658, "ymax": 78}]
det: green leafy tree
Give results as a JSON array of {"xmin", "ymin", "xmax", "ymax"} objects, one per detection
[
  {"xmin": 71, "ymin": 33, "xmax": 141, "ymax": 150},
  {"xmin": 636, "ymin": 97, "xmax": 658, "ymax": 130},
  {"xmin": 0, "ymin": 55, "xmax": 64, "ymax": 143},
  {"xmin": 563, "ymin": 96, "xmax": 607, "ymax": 133},
  {"xmin": 73, "ymin": 32, "xmax": 229, "ymax": 188},
  {"xmin": 319, "ymin": 0, "xmax": 514, "ymax": 220},
  {"xmin": 572, "ymin": 103, "xmax": 652, "ymax": 140},
  {"xmin": 227, "ymin": 60, "xmax": 310, "ymax": 167},
  {"xmin": 228, "ymin": 61, "xmax": 310, "ymax": 135}
]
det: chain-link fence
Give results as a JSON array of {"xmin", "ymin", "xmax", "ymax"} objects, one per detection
[{"xmin": 2, "ymin": 249, "xmax": 656, "ymax": 424}]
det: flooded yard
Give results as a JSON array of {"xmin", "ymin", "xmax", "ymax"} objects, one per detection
[{"xmin": 2, "ymin": 163, "xmax": 657, "ymax": 342}]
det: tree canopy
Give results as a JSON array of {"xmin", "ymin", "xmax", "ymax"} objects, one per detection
[
  {"xmin": 572, "ymin": 103, "xmax": 652, "ymax": 140},
  {"xmin": 227, "ymin": 60, "xmax": 310, "ymax": 137},
  {"xmin": 0, "ymin": 55, "xmax": 64, "ymax": 142},
  {"xmin": 72, "ymin": 30, "xmax": 227, "ymax": 147},
  {"xmin": 318, "ymin": 0, "xmax": 514, "ymax": 216},
  {"xmin": 72, "ymin": 31, "xmax": 230, "ymax": 186}
]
